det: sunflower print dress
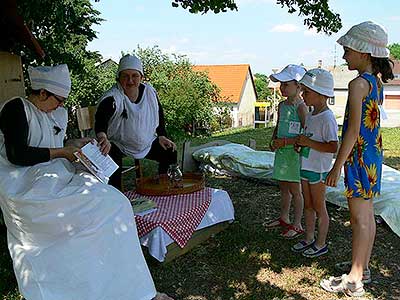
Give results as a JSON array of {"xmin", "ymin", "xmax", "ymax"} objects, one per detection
[{"xmin": 342, "ymin": 73, "xmax": 383, "ymax": 199}]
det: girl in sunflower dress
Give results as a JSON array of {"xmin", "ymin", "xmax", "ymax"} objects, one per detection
[{"xmin": 321, "ymin": 21, "xmax": 394, "ymax": 297}]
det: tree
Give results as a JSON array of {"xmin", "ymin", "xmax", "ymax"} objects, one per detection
[
  {"xmin": 134, "ymin": 46, "xmax": 219, "ymax": 139},
  {"xmin": 169, "ymin": 0, "xmax": 341, "ymax": 34},
  {"xmin": 389, "ymin": 43, "xmax": 400, "ymax": 60},
  {"xmin": 92, "ymin": 0, "xmax": 341, "ymax": 34},
  {"xmin": 254, "ymin": 73, "xmax": 272, "ymax": 102},
  {"xmin": 16, "ymin": 0, "xmax": 102, "ymax": 73},
  {"xmin": 12, "ymin": 1, "xmax": 110, "ymax": 138}
]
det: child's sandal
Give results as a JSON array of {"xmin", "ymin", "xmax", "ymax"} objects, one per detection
[
  {"xmin": 291, "ymin": 239, "xmax": 315, "ymax": 252},
  {"xmin": 320, "ymin": 274, "xmax": 365, "ymax": 297},
  {"xmin": 265, "ymin": 217, "xmax": 290, "ymax": 228},
  {"xmin": 281, "ymin": 225, "xmax": 304, "ymax": 239},
  {"xmin": 302, "ymin": 243, "xmax": 328, "ymax": 258}
]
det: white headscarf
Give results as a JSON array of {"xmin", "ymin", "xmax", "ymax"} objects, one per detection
[
  {"xmin": 117, "ymin": 54, "xmax": 144, "ymax": 77},
  {"xmin": 28, "ymin": 64, "xmax": 71, "ymax": 98}
]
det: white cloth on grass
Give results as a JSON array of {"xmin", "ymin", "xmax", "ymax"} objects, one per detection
[
  {"xmin": 192, "ymin": 143, "xmax": 275, "ymax": 179},
  {"xmin": 0, "ymin": 98, "xmax": 156, "ymax": 300},
  {"xmin": 326, "ymin": 164, "xmax": 400, "ymax": 238}
]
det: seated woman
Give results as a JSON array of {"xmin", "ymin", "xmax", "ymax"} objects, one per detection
[
  {"xmin": 95, "ymin": 54, "xmax": 177, "ymax": 191},
  {"xmin": 0, "ymin": 64, "xmax": 172, "ymax": 300}
]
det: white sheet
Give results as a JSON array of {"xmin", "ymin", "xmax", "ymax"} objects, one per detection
[
  {"xmin": 326, "ymin": 164, "xmax": 400, "ymax": 238},
  {"xmin": 139, "ymin": 188, "xmax": 235, "ymax": 262},
  {"xmin": 0, "ymin": 99, "xmax": 157, "ymax": 300}
]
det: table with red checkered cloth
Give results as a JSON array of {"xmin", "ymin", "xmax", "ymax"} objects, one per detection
[{"xmin": 124, "ymin": 187, "xmax": 212, "ymax": 248}]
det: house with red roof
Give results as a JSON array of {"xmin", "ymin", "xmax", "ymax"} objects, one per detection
[{"xmin": 193, "ymin": 64, "xmax": 257, "ymax": 127}]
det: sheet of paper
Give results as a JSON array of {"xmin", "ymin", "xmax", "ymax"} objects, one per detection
[{"xmin": 75, "ymin": 141, "xmax": 119, "ymax": 183}]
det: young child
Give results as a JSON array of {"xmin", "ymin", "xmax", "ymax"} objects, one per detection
[
  {"xmin": 320, "ymin": 21, "xmax": 394, "ymax": 297},
  {"xmin": 290, "ymin": 69, "xmax": 338, "ymax": 258},
  {"xmin": 267, "ymin": 64, "xmax": 308, "ymax": 239}
]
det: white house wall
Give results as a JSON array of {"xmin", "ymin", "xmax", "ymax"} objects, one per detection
[{"xmin": 236, "ymin": 71, "xmax": 256, "ymax": 127}]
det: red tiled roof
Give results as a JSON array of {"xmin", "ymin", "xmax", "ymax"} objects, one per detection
[{"xmin": 193, "ymin": 64, "xmax": 252, "ymax": 103}]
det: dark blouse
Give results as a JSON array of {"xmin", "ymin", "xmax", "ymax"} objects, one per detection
[
  {"xmin": 95, "ymin": 83, "xmax": 167, "ymax": 137},
  {"xmin": 0, "ymin": 98, "xmax": 50, "ymax": 166}
]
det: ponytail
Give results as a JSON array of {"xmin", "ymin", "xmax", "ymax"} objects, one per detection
[{"xmin": 371, "ymin": 57, "xmax": 394, "ymax": 83}]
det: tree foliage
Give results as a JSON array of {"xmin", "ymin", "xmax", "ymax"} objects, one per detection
[
  {"xmin": 389, "ymin": 43, "xmax": 400, "ymax": 60},
  {"xmin": 276, "ymin": 0, "xmax": 341, "ymax": 35},
  {"xmin": 134, "ymin": 46, "xmax": 219, "ymax": 139},
  {"xmin": 171, "ymin": 0, "xmax": 237, "ymax": 14},
  {"xmin": 13, "ymin": 1, "xmax": 111, "ymax": 138},
  {"xmin": 254, "ymin": 73, "xmax": 272, "ymax": 102},
  {"xmin": 169, "ymin": 0, "xmax": 341, "ymax": 34},
  {"xmin": 16, "ymin": 0, "xmax": 102, "ymax": 72}
]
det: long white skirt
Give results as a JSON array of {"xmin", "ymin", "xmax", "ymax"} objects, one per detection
[{"xmin": 0, "ymin": 158, "xmax": 156, "ymax": 300}]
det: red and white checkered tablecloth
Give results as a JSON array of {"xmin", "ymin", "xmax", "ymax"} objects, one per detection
[{"xmin": 124, "ymin": 188, "xmax": 212, "ymax": 248}]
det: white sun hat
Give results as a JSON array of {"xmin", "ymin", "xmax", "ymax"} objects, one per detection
[
  {"xmin": 28, "ymin": 64, "xmax": 71, "ymax": 98},
  {"xmin": 117, "ymin": 54, "xmax": 144, "ymax": 77},
  {"xmin": 269, "ymin": 64, "xmax": 306, "ymax": 83},
  {"xmin": 299, "ymin": 68, "xmax": 334, "ymax": 98},
  {"xmin": 337, "ymin": 21, "xmax": 389, "ymax": 58}
]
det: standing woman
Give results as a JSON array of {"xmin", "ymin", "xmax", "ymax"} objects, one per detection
[{"xmin": 321, "ymin": 21, "xmax": 394, "ymax": 297}]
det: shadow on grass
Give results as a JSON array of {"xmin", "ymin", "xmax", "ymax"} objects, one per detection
[
  {"xmin": 1, "ymin": 173, "xmax": 399, "ymax": 299},
  {"xmin": 0, "ymin": 225, "xmax": 20, "ymax": 298},
  {"xmin": 149, "ymin": 176, "xmax": 400, "ymax": 300}
]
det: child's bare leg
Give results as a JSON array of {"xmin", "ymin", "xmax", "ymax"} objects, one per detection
[
  {"xmin": 288, "ymin": 181, "xmax": 303, "ymax": 229},
  {"xmin": 301, "ymin": 180, "xmax": 315, "ymax": 242},
  {"xmin": 310, "ymin": 182, "xmax": 328, "ymax": 248},
  {"xmin": 279, "ymin": 181, "xmax": 291, "ymax": 223},
  {"xmin": 365, "ymin": 199, "xmax": 375, "ymax": 269},
  {"xmin": 347, "ymin": 198, "xmax": 374, "ymax": 283}
]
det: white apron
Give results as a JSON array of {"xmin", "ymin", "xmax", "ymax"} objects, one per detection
[
  {"xmin": 99, "ymin": 83, "xmax": 159, "ymax": 159},
  {"xmin": 0, "ymin": 98, "xmax": 156, "ymax": 300}
]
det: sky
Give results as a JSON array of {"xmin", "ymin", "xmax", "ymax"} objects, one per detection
[{"xmin": 87, "ymin": 0, "xmax": 400, "ymax": 75}]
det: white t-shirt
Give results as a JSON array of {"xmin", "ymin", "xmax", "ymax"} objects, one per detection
[{"xmin": 301, "ymin": 109, "xmax": 338, "ymax": 173}]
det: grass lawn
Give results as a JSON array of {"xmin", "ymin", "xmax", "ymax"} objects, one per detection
[{"xmin": 1, "ymin": 126, "xmax": 400, "ymax": 300}]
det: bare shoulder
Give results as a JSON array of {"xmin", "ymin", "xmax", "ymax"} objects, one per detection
[
  {"xmin": 349, "ymin": 76, "xmax": 370, "ymax": 91},
  {"xmin": 348, "ymin": 76, "xmax": 370, "ymax": 98}
]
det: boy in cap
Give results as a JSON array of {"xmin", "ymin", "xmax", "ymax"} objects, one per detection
[{"xmin": 291, "ymin": 68, "xmax": 338, "ymax": 258}]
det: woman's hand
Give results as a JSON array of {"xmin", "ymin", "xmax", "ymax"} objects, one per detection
[
  {"xmin": 325, "ymin": 166, "xmax": 341, "ymax": 187},
  {"xmin": 58, "ymin": 145, "xmax": 81, "ymax": 162},
  {"xmin": 96, "ymin": 132, "xmax": 111, "ymax": 155},
  {"xmin": 158, "ymin": 136, "xmax": 176, "ymax": 151}
]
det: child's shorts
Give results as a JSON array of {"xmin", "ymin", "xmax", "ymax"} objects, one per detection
[{"xmin": 300, "ymin": 169, "xmax": 328, "ymax": 184}]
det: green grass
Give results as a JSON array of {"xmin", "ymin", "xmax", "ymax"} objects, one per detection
[
  {"xmin": 1, "ymin": 126, "xmax": 400, "ymax": 300},
  {"xmin": 382, "ymin": 127, "xmax": 400, "ymax": 169}
]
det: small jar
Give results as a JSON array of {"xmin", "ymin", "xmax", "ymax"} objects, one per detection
[{"xmin": 167, "ymin": 164, "xmax": 183, "ymax": 188}]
